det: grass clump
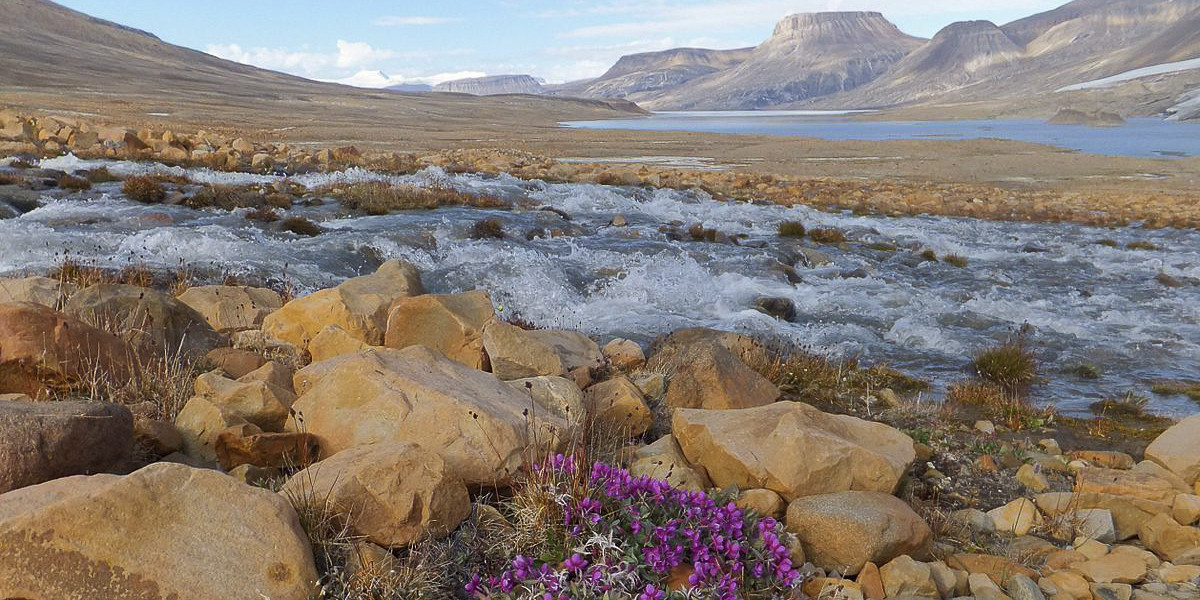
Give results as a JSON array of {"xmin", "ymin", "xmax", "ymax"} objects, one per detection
[
  {"xmin": 186, "ymin": 184, "xmax": 261, "ymax": 210},
  {"xmin": 1089, "ymin": 393, "xmax": 1151, "ymax": 419},
  {"xmin": 281, "ymin": 216, "xmax": 322, "ymax": 236},
  {"xmin": 245, "ymin": 206, "xmax": 280, "ymax": 223},
  {"xmin": 1126, "ymin": 240, "xmax": 1160, "ymax": 251},
  {"xmin": 808, "ymin": 227, "xmax": 847, "ymax": 244},
  {"xmin": 943, "ymin": 254, "xmax": 969, "ymax": 267},
  {"xmin": 58, "ymin": 174, "xmax": 92, "ymax": 191},
  {"xmin": 1063, "ymin": 362, "xmax": 1101, "ymax": 380},
  {"xmin": 971, "ymin": 335, "xmax": 1037, "ymax": 397},
  {"xmin": 470, "ymin": 217, "xmax": 505, "ymax": 240},
  {"xmin": 334, "ymin": 181, "xmax": 507, "ymax": 215},
  {"xmin": 86, "ymin": 166, "xmax": 120, "ymax": 183},
  {"xmin": 0, "ymin": 171, "xmax": 24, "ymax": 185},
  {"xmin": 867, "ymin": 241, "xmax": 898, "ymax": 251},
  {"xmin": 1150, "ymin": 379, "xmax": 1200, "ymax": 402},
  {"xmin": 777, "ymin": 220, "xmax": 806, "ymax": 238},
  {"xmin": 1096, "ymin": 239, "xmax": 1119, "ymax": 248},
  {"xmin": 919, "ymin": 249, "xmax": 939, "ymax": 262},
  {"xmin": 122, "ymin": 176, "xmax": 166, "ymax": 203}
]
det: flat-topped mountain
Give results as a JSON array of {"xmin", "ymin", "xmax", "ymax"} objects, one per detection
[
  {"xmin": 644, "ymin": 12, "xmax": 925, "ymax": 110},
  {"xmin": 550, "ymin": 47, "xmax": 753, "ymax": 102},
  {"xmin": 433, "ymin": 75, "xmax": 545, "ymax": 96}
]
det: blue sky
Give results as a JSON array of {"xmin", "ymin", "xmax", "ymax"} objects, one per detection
[{"xmin": 56, "ymin": 0, "xmax": 1067, "ymax": 86}]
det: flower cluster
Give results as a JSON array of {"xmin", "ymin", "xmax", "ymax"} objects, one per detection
[{"xmin": 467, "ymin": 454, "xmax": 799, "ymax": 600}]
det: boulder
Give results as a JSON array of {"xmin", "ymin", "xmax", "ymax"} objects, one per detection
[
  {"xmin": 482, "ymin": 320, "xmax": 603, "ymax": 380},
  {"xmin": 1069, "ymin": 450, "xmax": 1135, "ymax": 470},
  {"xmin": 281, "ymin": 442, "xmax": 470, "ymax": 547},
  {"xmin": 946, "ymin": 553, "xmax": 1040, "ymax": 586},
  {"xmin": 215, "ymin": 429, "xmax": 318, "ymax": 470},
  {"xmin": 177, "ymin": 285, "xmax": 282, "ymax": 332},
  {"xmin": 507, "ymin": 376, "xmax": 585, "ymax": 424},
  {"xmin": 261, "ymin": 259, "xmax": 424, "ymax": 350},
  {"xmin": 1043, "ymin": 571, "xmax": 1092, "ymax": 600},
  {"xmin": 383, "ymin": 290, "xmax": 494, "ymax": 369},
  {"xmin": 287, "ymin": 346, "xmax": 566, "ymax": 486},
  {"xmin": 193, "ymin": 370, "xmax": 294, "ymax": 431},
  {"xmin": 132, "ymin": 415, "xmax": 183, "ymax": 456},
  {"xmin": 1070, "ymin": 553, "xmax": 1148, "ymax": 584},
  {"xmin": 989, "ymin": 497, "xmax": 1044, "ymax": 536},
  {"xmin": 239, "ymin": 360, "xmax": 295, "ymax": 393},
  {"xmin": 1138, "ymin": 513, "xmax": 1200, "ymax": 564},
  {"xmin": 786, "ymin": 491, "xmax": 932, "ymax": 575},
  {"xmin": 672, "ymin": 402, "xmax": 915, "ymax": 500},
  {"xmin": 1036, "ymin": 492, "xmax": 1171, "ymax": 541},
  {"xmin": 736, "ymin": 488, "xmax": 786, "ymax": 518},
  {"xmin": 1075, "ymin": 467, "xmax": 1179, "ymax": 504},
  {"xmin": 0, "ymin": 400, "xmax": 132, "ymax": 493},
  {"xmin": 203, "ymin": 347, "xmax": 266, "ymax": 379},
  {"xmin": 630, "ymin": 435, "xmax": 711, "ymax": 491},
  {"xmin": 174, "ymin": 396, "xmax": 254, "ymax": 462},
  {"xmin": 1133, "ymin": 460, "xmax": 1194, "ymax": 493},
  {"xmin": 65, "ymin": 283, "xmax": 225, "ymax": 360},
  {"xmin": 583, "ymin": 376, "xmax": 652, "ymax": 437},
  {"xmin": 647, "ymin": 328, "xmax": 778, "ymax": 410},
  {"xmin": 0, "ymin": 276, "xmax": 74, "ymax": 308},
  {"xmin": 601, "ymin": 338, "xmax": 645, "ymax": 371},
  {"xmin": 0, "ymin": 462, "xmax": 316, "ymax": 600},
  {"xmin": 308, "ymin": 324, "xmax": 370, "ymax": 362},
  {"xmin": 1006, "ymin": 573, "xmax": 1046, "ymax": 600},
  {"xmin": 0, "ymin": 302, "xmax": 136, "ymax": 397},
  {"xmin": 879, "ymin": 555, "xmax": 939, "ymax": 599},
  {"xmin": 1173, "ymin": 494, "xmax": 1200, "ymax": 526},
  {"xmin": 1145, "ymin": 414, "xmax": 1200, "ymax": 486}
]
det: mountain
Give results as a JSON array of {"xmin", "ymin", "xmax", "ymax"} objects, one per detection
[
  {"xmin": 434, "ymin": 75, "xmax": 545, "ymax": 96},
  {"xmin": 818, "ymin": 0, "xmax": 1200, "ymax": 111},
  {"xmin": 386, "ymin": 83, "xmax": 433, "ymax": 92},
  {"xmin": 0, "ymin": 0, "xmax": 642, "ymax": 150},
  {"xmin": 550, "ymin": 47, "xmax": 753, "ymax": 102},
  {"xmin": 639, "ymin": 12, "xmax": 925, "ymax": 110}
]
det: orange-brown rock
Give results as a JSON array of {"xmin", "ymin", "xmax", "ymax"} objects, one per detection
[
  {"xmin": 946, "ymin": 553, "xmax": 1039, "ymax": 586},
  {"xmin": 1074, "ymin": 467, "xmax": 1179, "ymax": 504},
  {"xmin": 215, "ymin": 429, "xmax": 318, "ymax": 470},
  {"xmin": 0, "ymin": 302, "xmax": 135, "ymax": 397},
  {"xmin": 786, "ymin": 491, "xmax": 932, "ymax": 575},
  {"xmin": 582, "ymin": 376, "xmax": 652, "ymax": 437},
  {"xmin": 384, "ymin": 290, "xmax": 494, "ymax": 370}
]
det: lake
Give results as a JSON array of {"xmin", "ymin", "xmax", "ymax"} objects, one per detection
[{"xmin": 563, "ymin": 111, "xmax": 1200, "ymax": 158}]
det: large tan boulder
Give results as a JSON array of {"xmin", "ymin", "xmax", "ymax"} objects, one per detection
[
  {"xmin": 177, "ymin": 285, "xmax": 282, "ymax": 333},
  {"xmin": 647, "ymin": 327, "xmax": 778, "ymax": 410},
  {"xmin": 287, "ymin": 346, "xmax": 567, "ymax": 486},
  {"xmin": 281, "ymin": 442, "xmax": 469, "ymax": 548},
  {"xmin": 0, "ymin": 276, "xmax": 74, "ymax": 308},
  {"xmin": 193, "ymin": 369, "xmax": 295, "ymax": 431},
  {"xmin": 174, "ymin": 396, "xmax": 255, "ymax": 462},
  {"xmin": 0, "ymin": 302, "xmax": 136, "ymax": 397},
  {"xmin": 1036, "ymin": 492, "xmax": 1172, "ymax": 541},
  {"xmin": 1138, "ymin": 513, "xmax": 1200, "ymax": 564},
  {"xmin": 507, "ymin": 376, "xmax": 585, "ymax": 424},
  {"xmin": 583, "ymin": 376, "xmax": 652, "ymax": 437},
  {"xmin": 262, "ymin": 259, "xmax": 424, "ymax": 350},
  {"xmin": 630, "ymin": 435, "xmax": 712, "ymax": 491},
  {"xmin": 786, "ymin": 491, "xmax": 932, "ymax": 575},
  {"xmin": 673, "ymin": 401, "xmax": 915, "ymax": 500},
  {"xmin": 65, "ymin": 283, "xmax": 225, "ymax": 360},
  {"xmin": 0, "ymin": 462, "xmax": 316, "ymax": 600},
  {"xmin": 879, "ymin": 555, "xmax": 939, "ymax": 598},
  {"xmin": 308, "ymin": 324, "xmax": 370, "ymax": 362},
  {"xmin": 384, "ymin": 290, "xmax": 494, "ymax": 370},
  {"xmin": 1145, "ymin": 414, "xmax": 1200, "ymax": 486},
  {"xmin": 482, "ymin": 320, "xmax": 603, "ymax": 380},
  {"xmin": 1074, "ymin": 467, "xmax": 1180, "ymax": 504},
  {"xmin": 0, "ymin": 400, "xmax": 133, "ymax": 493}
]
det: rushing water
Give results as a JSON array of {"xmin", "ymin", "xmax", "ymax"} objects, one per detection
[
  {"xmin": 3, "ymin": 155, "xmax": 1199, "ymax": 416},
  {"xmin": 563, "ymin": 113, "xmax": 1200, "ymax": 158}
]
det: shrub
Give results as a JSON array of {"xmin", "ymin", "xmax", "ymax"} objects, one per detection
[
  {"xmin": 264, "ymin": 192, "xmax": 294, "ymax": 209},
  {"xmin": 943, "ymin": 254, "xmax": 968, "ymax": 267},
  {"xmin": 808, "ymin": 227, "xmax": 846, "ymax": 244},
  {"xmin": 777, "ymin": 221, "xmax": 806, "ymax": 238},
  {"xmin": 470, "ymin": 217, "xmax": 505, "ymax": 239},
  {"xmin": 1126, "ymin": 240, "xmax": 1160, "ymax": 251},
  {"xmin": 469, "ymin": 455, "xmax": 799, "ymax": 600},
  {"xmin": 971, "ymin": 335, "xmax": 1037, "ymax": 396},
  {"xmin": 281, "ymin": 216, "xmax": 321, "ymax": 236},
  {"xmin": 335, "ymin": 181, "xmax": 507, "ymax": 215},
  {"xmin": 919, "ymin": 249, "xmax": 938, "ymax": 262},
  {"xmin": 58, "ymin": 174, "xmax": 92, "ymax": 191},
  {"xmin": 122, "ymin": 176, "xmax": 166, "ymax": 203},
  {"xmin": 1063, "ymin": 362, "xmax": 1101, "ymax": 380},
  {"xmin": 186, "ymin": 184, "xmax": 261, "ymax": 210}
]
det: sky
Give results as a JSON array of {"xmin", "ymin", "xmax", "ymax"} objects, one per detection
[{"xmin": 55, "ymin": 0, "xmax": 1068, "ymax": 87}]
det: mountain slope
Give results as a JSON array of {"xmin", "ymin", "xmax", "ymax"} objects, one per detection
[
  {"xmin": 820, "ymin": 0, "xmax": 1200, "ymax": 110},
  {"xmin": 0, "ymin": 0, "xmax": 642, "ymax": 148},
  {"xmin": 551, "ymin": 47, "xmax": 753, "ymax": 101},
  {"xmin": 434, "ymin": 75, "xmax": 545, "ymax": 96},
  {"xmin": 643, "ymin": 12, "xmax": 925, "ymax": 110}
]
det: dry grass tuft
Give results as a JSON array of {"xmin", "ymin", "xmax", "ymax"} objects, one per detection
[
  {"xmin": 971, "ymin": 335, "xmax": 1037, "ymax": 397},
  {"xmin": 333, "ymin": 181, "xmax": 508, "ymax": 215},
  {"xmin": 0, "ymin": 171, "xmax": 24, "ymax": 185},
  {"xmin": 245, "ymin": 206, "xmax": 280, "ymax": 222},
  {"xmin": 943, "ymin": 254, "xmax": 969, "ymax": 267},
  {"xmin": 1150, "ymin": 379, "xmax": 1200, "ymax": 402},
  {"xmin": 281, "ymin": 216, "xmax": 322, "ymax": 236},
  {"xmin": 122, "ymin": 176, "xmax": 166, "ymax": 203},
  {"xmin": 469, "ymin": 217, "xmax": 505, "ymax": 240},
  {"xmin": 1126, "ymin": 240, "xmax": 1160, "ymax": 251},
  {"xmin": 57, "ymin": 174, "xmax": 92, "ymax": 191},
  {"xmin": 808, "ymin": 227, "xmax": 847, "ymax": 244},
  {"xmin": 86, "ymin": 166, "xmax": 121, "ymax": 183},
  {"xmin": 777, "ymin": 220, "xmax": 806, "ymax": 238},
  {"xmin": 186, "ymin": 184, "xmax": 261, "ymax": 210}
]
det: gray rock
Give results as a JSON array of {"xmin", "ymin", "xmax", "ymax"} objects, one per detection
[{"xmin": 0, "ymin": 400, "xmax": 133, "ymax": 493}]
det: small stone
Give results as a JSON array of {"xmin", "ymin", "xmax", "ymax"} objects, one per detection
[
  {"xmin": 1007, "ymin": 573, "xmax": 1047, "ymax": 600},
  {"xmin": 1074, "ymin": 508, "xmax": 1117, "ymax": 543},
  {"xmin": 1138, "ymin": 513, "xmax": 1200, "ymax": 564},
  {"xmin": 1172, "ymin": 494, "xmax": 1200, "ymax": 526},
  {"xmin": 1074, "ymin": 537, "xmax": 1111, "ymax": 560},
  {"xmin": 1069, "ymin": 450, "xmax": 1135, "ymax": 470},
  {"xmin": 1039, "ymin": 439, "xmax": 1062, "ymax": 455},
  {"xmin": 929, "ymin": 560, "xmax": 966, "ymax": 598},
  {"xmin": 1071, "ymin": 553, "xmax": 1148, "ymax": 584},
  {"xmin": 610, "ymin": 214, "xmax": 627, "ymax": 227},
  {"xmin": 879, "ymin": 555, "xmax": 938, "ymax": 598},
  {"xmin": 1043, "ymin": 571, "xmax": 1091, "ymax": 600},
  {"xmin": 1043, "ymin": 548, "xmax": 1087, "ymax": 571},
  {"xmin": 735, "ymin": 488, "xmax": 785, "ymax": 518},
  {"xmin": 1158, "ymin": 564, "xmax": 1200, "ymax": 584},
  {"xmin": 1018, "ymin": 463, "xmax": 1051, "ymax": 492},
  {"xmin": 632, "ymin": 372, "xmax": 666, "ymax": 398},
  {"xmin": 601, "ymin": 338, "xmax": 645, "ymax": 371},
  {"xmin": 989, "ymin": 497, "xmax": 1044, "ymax": 536},
  {"xmin": 855, "ymin": 561, "xmax": 886, "ymax": 600},
  {"xmin": 976, "ymin": 420, "xmax": 996, "ymax": 435},
  {"xmin": 951, "ymin": 508, "xmax": 996, "ymax": 533},
  {"xmin": 1089, "ymin": 582, "xmax": 1132, "ymax": 600}
]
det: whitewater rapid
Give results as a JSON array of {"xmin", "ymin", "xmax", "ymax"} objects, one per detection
[{"xmin": 3, "ymin": 155, "xmax": 1199, "ymax": 415}]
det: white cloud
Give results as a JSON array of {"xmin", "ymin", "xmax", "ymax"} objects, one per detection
[
  {"xmin": 373, "ymin": 15, "xmax": 461, "ymax": 26},
  {"xmin": 334, "ymin": 40, "xmax": 394, "ymax": 68},
  {"xmin": 329, "ymin": 69, "xmax": 488, "ymax": 89},
  {"xmin": 206, "ymin": 40, "xmax": 395, "ymax": 75}
]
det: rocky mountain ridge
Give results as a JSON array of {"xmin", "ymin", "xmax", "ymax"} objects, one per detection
[{"xmin": 433, "ymin": 74, "xmax": 546, "ymax": 96}]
